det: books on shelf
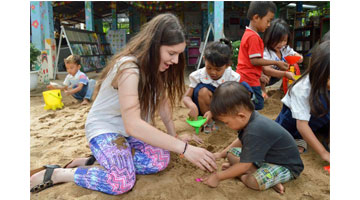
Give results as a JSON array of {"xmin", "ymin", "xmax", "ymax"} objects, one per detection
[
  {"xmin": 80, "ymin": 56, "xmax": 110, "ymax": 72},
  {"xmin": 60, "ymin": 26, "xmax": 114, "ymax": 72}
]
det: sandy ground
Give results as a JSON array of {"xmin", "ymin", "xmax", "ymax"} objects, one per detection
[{"xmin": 30, "ymin": 72, "xmax": 329, "ymax": 200}]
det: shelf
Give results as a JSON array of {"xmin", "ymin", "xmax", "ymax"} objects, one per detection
[
  {"xmin": 69, "ymin": 41, "xmax": 98, "ymax": 45},
  {"xmin": 187, "ymin": 37, "xmax": 201, "ymax": 67},
  {"xmin": 294, "ymin": 36, "xmax": 312, "ymax": 41},
  {"xmin": 80, "ymin": 54, "xmax": 112, "ymax": 57},
  {"xmin": 294, "ymin": 26, "xmax": 315, "ymax": 31},
  {"xmin": 57, "ymin": 25, "xmax": 112, "ymax": 73}
]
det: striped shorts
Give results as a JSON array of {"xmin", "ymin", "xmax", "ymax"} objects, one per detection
[{"xmin": 228, "ymin": 147, "xmax": 294, "ymax": 190}]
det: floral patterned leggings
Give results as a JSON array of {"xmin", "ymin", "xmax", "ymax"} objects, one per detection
[{"xmin": 74, "ymin": 133, "xmax": 170, "ymax": 195}]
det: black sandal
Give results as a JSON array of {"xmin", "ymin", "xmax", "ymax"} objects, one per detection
[
  {"xmin": 30, "ymin": 165, "xmax": 60, "ymax": 193},
  {"xmin": 63, "ymin": 154, "xmax": 96, "ymax": 168}
]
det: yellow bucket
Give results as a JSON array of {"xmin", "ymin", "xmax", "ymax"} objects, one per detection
[
  {"xmin": 42, "ymin": 89, "xmax": 64, "ymax": 110},
  {"xmin": 294, "ymin": 75, "xmax": 301, "ymax": 80}
]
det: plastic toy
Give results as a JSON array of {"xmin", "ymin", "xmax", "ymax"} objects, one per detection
[
  {"xmin": 323, "ymin": 165, "xmax": 330, "ymax": 174},
  {"xmin": 282, "ymin": 56, "xmax": 302, "ymax": 93},
  {"xmin": 42, "ymin": 89, "xmax": 64, "ymax": 110},
  {"xmin": 294, "ymin": 75, "xmax": 301, "ymax": 80},
  {"xmin": 186, "ymin": 116, "xmax": 207, "ymax": 134}
]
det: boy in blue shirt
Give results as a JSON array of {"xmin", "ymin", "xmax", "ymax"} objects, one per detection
[{"xmin": 202, "ymin": 81, "xmax": 303, "ymax": 194}]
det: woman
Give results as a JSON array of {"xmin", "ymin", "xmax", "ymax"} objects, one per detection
[{"xmin": 30, "ymin": 13, "xmax": 217, "ymax": 195}]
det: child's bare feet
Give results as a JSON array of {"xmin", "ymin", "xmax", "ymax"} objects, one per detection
[
  {"xmin": 81, "ymin": 99, "xmax": 90, "ymax": 105},
  {"xmin": 221, "ymin": 162, "xmax": 230, "ymax": 170},
  {"xmin": 272, "ymin": 183, "xmax": 285, "ymax": 194},
  {"xmin": 298, "ymin": 146, "xmax": 305, "ymax": 153}
]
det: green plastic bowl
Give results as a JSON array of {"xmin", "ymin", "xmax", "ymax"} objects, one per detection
[{"xmin": 186, "ymin": 116, "xmax": 207, "ymax": 134}]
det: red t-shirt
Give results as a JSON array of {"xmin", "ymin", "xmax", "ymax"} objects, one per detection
[{"xmin": 236, "ymin": 28, "xmax": 264, "ymax": 87}]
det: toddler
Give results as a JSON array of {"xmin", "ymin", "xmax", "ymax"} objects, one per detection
[{"xmin": 47, "ymin": 55, "xmax": 96, "ymax": 105}]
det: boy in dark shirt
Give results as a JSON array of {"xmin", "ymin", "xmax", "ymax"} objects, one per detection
[{"xmin": 202, "ymin": 81, "xmax": 303, "ymax": 194}]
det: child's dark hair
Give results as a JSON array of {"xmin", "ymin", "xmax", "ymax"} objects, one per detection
[
  {"xmin": 289, "ymin": 40, "xmax": 330, "ymax": 117},
  {"xmin": 210, "ymin": 81, "xmax": 254, "ymax": 119},
  {"xmin": 204, "ymin": 38, "xmax": 232, "ymax": 67},
  {"xmin": 263, "ymin": 18, "xmax": 291, "ymax": 52},
  {"xmin": 247, "ymin": 1, "xmax": 277, "ymax": 20},
  {"xmin": 64, "ymin": 55, "xmax": 81, "ymax": 65}
]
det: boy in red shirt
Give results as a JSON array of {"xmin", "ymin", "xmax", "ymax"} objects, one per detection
[{"xmin": 236, "ymin": 1, "xmax": 288, "ymax": 110}]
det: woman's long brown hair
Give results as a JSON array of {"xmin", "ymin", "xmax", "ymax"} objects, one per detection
[{"xmin": 93, "ymin": 13, "xmax": 186, "ymax": 122}]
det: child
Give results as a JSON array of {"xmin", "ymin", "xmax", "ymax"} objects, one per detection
[
  {"xmin": 202, "ymin": 81, "xmax": 304, "ymax": 194},
  {"xmin": 47, "ymin": 55, "xmax": 96, "ymax": 105},
  {"xmin": 183, "ymin": 38, "xmax": 240, "ymax": 133},
  {"xmin": 31, "ymin": 13, "xmax": 216, "ymax": 195},
  {"xmin": 261, "ymin": 18, "xmax": 303, "ymax": 98},
  {"xmin": 236, "ymin": 1, "xmax": 288, "ymax": 110},
  {"xmin": 275, "ymin": 40, "xmax": 330, "ymax": 163}
]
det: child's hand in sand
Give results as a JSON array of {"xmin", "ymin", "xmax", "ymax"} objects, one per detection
[
  {"xmin": 188, "ymin": 105, "xmax": 199, "ymax": 121},
  {"xmin": 64, "ymin": 89, "xmax": 71, "ymax": 96},
  {"xmin": 203, "ymin": 111, "xmax": 213, "ymax": 124},
  {"xmin": 178, "ymin": 134, "xmax": 203, "ymax": 144},
  {"xmin": 46, "ymin": 85, "xmax": 55, "ymax": 90},
  {"xmin": 213, "ymin": 152, "xmax": 224, "ymax": 160},
  {"xmin": 202, "ymin": 173, "xmax": 220, "ymax": 188}
]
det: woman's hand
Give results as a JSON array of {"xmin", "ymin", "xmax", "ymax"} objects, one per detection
[
  {"xmin": 202, "ymin": 173, "xmax": 220, "ymax": 188},
  {"xmin": 178, "ymin": 133, "xmax": 203, "ymax": 144},
  {"xmin": 184, "ymin": 145, "xmax": 217, "ymax": 172}
]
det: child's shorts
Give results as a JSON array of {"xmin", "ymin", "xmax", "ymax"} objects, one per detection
[{"xmin": 228, "ymin": 147, "xmax": 294, "ymax": 190}]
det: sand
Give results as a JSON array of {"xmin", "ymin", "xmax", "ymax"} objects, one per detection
[{"xmin": 30, "ymin": 73, "xmax": 329, "ymax": 200}]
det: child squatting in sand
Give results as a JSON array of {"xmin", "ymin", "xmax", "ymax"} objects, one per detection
[
  {"xmin": 47, "ymin": 55, "xmax": 96, "ymax": 105},
  {"xmin": 202, "ymin": 81, "xmax": 304, "ymax": 194}
]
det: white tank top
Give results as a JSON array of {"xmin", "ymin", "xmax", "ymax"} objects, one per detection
[{"xmin": 85, "ymin": 56, "xmax": 138, "ymax": 142}]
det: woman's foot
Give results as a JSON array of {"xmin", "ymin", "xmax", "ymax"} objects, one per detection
[
  {"xmin": 272, "ymin": 183, "xmax": 285, "ymax": 194},
  {"xmin": 31, "ymin": 167, "xmax": 76, "ymax": 192},
  {"xmin": 30, "ymin": 169, "xmax": 57, "ymax": 190}
]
